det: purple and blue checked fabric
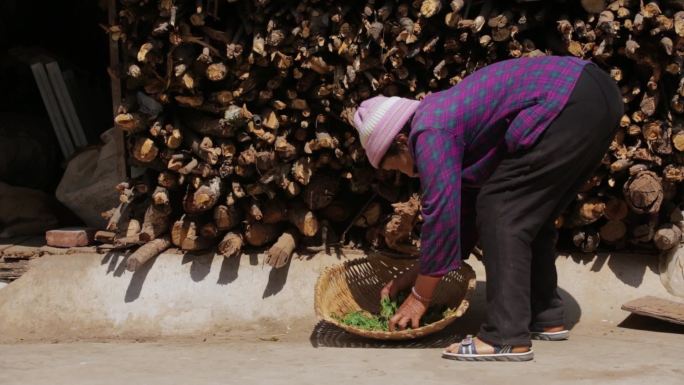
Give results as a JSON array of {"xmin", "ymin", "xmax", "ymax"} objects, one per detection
[{"xmin": 409, "ymin": 56, "xmax": 590, "ymax": 276}]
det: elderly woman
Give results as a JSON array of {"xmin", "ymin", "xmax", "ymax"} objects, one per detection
[{"xmin": 352, "ymin": 56, "xmax": 623, "ymax": 361}]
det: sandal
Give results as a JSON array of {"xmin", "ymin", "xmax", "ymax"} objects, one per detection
[
  {"xmin": 442, "ymin": 335, "xmax": 534, "ymax": 362},
  {"xmin": 530, "ymin": 328, "xmax": 569, "ymax": 341}
]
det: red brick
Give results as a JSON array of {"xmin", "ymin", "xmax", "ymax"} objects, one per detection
[{"xmin": 45, "ymin": 227, "xmax": 96, "ymax": 248}]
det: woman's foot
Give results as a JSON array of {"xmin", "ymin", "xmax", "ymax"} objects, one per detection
[{"xmin": 442, "ymin": 335, "xmax": 533, "ymax": 362}]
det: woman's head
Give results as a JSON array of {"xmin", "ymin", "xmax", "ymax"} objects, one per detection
[
  {"xmin": 352, "ymin": 96, "xmax": 420, "ymax": 177},
  {"xmin": 378, "ymin": 127, "xmax": 417, "ymax": 177}
]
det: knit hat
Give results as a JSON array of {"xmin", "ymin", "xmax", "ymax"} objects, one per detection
[{"xmin": 353, "ymin": 96, "xmax": 421, "ymax": 168}]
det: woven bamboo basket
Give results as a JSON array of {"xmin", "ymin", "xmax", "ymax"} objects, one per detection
[{"xmin": 314, "ymin": 253, "xmax": 476, "ymax": 340}]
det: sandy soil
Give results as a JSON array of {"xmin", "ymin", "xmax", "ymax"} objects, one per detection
[{"xmin": 1, "ymin": 320, "xmax": 683, "ymax": 385}]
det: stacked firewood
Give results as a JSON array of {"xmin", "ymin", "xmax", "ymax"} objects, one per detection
[
  {"xmin": 0, "ymin": 254, "xmax": 30, "ymax": 282},
  {"xmin": 102, "ymin": 0, "xmax": 684, "ymax": 269}
]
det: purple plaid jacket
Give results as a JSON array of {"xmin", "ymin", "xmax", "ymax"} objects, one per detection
[{"xmin": 409, "ymin": 56, "xmax": 590, "ymax": 276}]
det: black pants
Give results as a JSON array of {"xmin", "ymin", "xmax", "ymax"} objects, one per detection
[{"xmin": 476, "ymin": 64, "xmax": 624, "ymax": 347}]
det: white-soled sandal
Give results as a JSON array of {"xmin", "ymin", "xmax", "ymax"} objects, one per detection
[
  {"xmin": 530, "ymin": 329, "xmax": 569, "ymax": 341},
  {"xmin": 442, "ymin": 335, "xmax": 534, "ymax": 362}
]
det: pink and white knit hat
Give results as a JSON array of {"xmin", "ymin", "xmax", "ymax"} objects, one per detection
[{"xmin": 352, "ymin": 96, "xmax": 421, "ymax": 168}]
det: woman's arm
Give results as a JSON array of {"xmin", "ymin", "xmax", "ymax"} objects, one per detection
[
  {"xmin": 388, "ymin": 127, "xmax": 466, "ymax": 331},
  {"xmin": 412, "ymin": 127, "xmax": 466, "ymax": 280}
]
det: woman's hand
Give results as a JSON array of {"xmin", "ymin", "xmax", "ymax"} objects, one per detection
[
  {"xmin": 385, "ymin": 273, "xmax": 443, "ymax": 332},
  {"xmin": 388, "ymin": 292, "xmax": 428, "ymax": 331},
  {"xmin": 380, "ymin": 264, "xmax": 419, "ymax": 300}
]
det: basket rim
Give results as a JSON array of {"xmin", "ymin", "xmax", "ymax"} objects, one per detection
[{"xmin": 314, "ymin": 257, "xmax": 477, "ymax": 340}]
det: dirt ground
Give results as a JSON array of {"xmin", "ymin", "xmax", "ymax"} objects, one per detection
[{"xmin": 1, "ymin": 319, "xmax": 683, "ymax": 385}]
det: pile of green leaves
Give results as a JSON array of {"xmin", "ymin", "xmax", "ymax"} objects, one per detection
[{"xmin": 333, "ymin": 292, "xmax": 452, "ymax": 332}]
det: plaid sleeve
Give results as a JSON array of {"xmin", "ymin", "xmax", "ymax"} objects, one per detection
[{"xmin": 412, "ymin": 128, "xmax": 465, "ymax": 276}]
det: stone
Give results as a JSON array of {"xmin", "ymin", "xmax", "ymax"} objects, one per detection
[{"xmin": 660, "ymin": 245, "xmax": 684, "ymax": 298}]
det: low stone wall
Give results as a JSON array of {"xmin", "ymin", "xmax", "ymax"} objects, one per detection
[{"xmin": 1, "ymin": 247, "xmax": 681, "ymax": 342}]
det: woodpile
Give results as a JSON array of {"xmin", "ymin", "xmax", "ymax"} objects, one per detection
[
  {"xmin": 102, "ymin": 0, "xmax": 684, "ymax": 268},
  {"xmin": 0, "ymin": 254, "xmax": 31, "ymax": 282}
]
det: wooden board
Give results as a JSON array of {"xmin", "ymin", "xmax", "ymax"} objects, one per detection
[
  {"xmin": 0, "ymin": 236, "xmax": 102, "ymax": 282},
  {"xmin": 107, "ymin": 0, "xmax": 129, "ymax": 179},
  {"xmin": 31, "ymin": 62, "xmax": 74, "ymax": 158},
  {"xmin": 621, "ymin": 296, "xmax": 684, "ymax": 326},
  {"xmin": 45, "ymin": 61, "xmax": 88, "ymax": 148},
  {"xmin": 107, "ymin": 0, "xmax": 122, "ymax": 115}
]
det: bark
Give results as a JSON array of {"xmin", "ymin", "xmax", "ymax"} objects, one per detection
[
  {"xmin": 218, "ymin": 231, "xmax": 243, "ymax": 258},
  {"xmin": 600, "ymin": 220, "xmax": 627, "ymax": 243},
  {"xmin": 244, "ymin": 221, "xmax": 279, "ymax": 246},
  {"xmin": 623, "ymin": 171, "xmax": 663, "ymax": 214},
  {"xmin": 139, "ymin": 202, "xmax": 172, "ymax": 242},
  {"xmin": 383, "ymin": 194, "xmax": 421, "ymax": 255},
  {"xmin": 171, "ymin": 216, "xmax": 214, "ymax": 250},
  {"xmin": 214, "ymin": 204, "xmax": 241, "ymax": 231},
  {"xmin": 183, "ymin": 177, "xmax": 223, "ymax": 214},
  {"xmin": 126, "ymin": 236, "xmax": 172, "ymax": 271},
  {"xmin": 266, "ymin": 230, "xmax": 298, "ymax": 268},
  {"xmin": 654, "ymin": 224, "xmax": 682, "ymax": 250},
  {"xmin": 572, "ymin": 229, "xmax": 600, "ymax": 253},
  {"xmin": 287, "ymin": 202, "xmax": 320, "ymax": 237},
  {"xmin": 353, "ymin": 202, "xmax": 382, "ymax": 227},
  {"xmin": 303, "ymin": 174, "xmax": 339, "ymax": 210}
]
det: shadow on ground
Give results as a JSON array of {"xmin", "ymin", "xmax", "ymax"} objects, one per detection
[
  {"xmin": 618, "ymin": 314, "xmax": 684, "ymax": 334},
  {"xmin": 310, "ymin": 281, "xmax": 582, "ymax": 348},
  {"xmin": 562, "ymin": 251, "xmax": 659, "ymax": 289},
  {"xmin": 111, "ymin": 248, "xmax": 299, "ymax": 302}
]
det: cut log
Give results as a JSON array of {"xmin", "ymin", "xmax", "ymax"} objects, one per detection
[
  {"xmin": 292, "ymin": 157, "xmax": 313, "ymax": 185},
  {"xmin": 244, "ymin": 222, "xmax": 279, "ymax": 246},
  {"xmin": 114, "ymin": 113, "xmax": 144, "ymax": 133},
  {"xmin": 218, "ymin": 231, "xmax": 244, "ymax": 258},
  {"xmin": 131, "ymin": 137, "xmax": 159, "ymax": 163},
  {"xmin": 246, "ymin": 199, "xmax": 263, "ymax": 221},
  {"xmin": 582, "ymin": 0, "xmax": 607, "ymax": 14},
  {"xmin": 262, "ymin": 199, "xmax": 288, "ymax": 224},
  {"xmin": 384, "ymin": 194, "xmax": 421, "ymax": 255},
  {"xmin": 157, "ymin": 171, "xmax": 179, "ymax": 189},
  {"xmin": 266, "ymin": 230, "xmax": 298, "ymax": 268},
  {"xmin": 183, "ymin": 177, "xmax": 223, "ymax": 214},
  {"xmin": 623, "ymin": 171, "xmax": 663, "ymax": 214},
  {"xmin": 171, "ymin": 216, "xmax": 213, "ymax": 251},
  {"xmin": 570, "ymin": 198, "xmax": 606, "ymax": 226},
  {"xmin": 200, "ymin": 222, "xmax": 219, "ymax": 239},
  {"xmin": 287, "ymin": 203, "xmax": 320, "ymax": 237},
  {"xmin": 126, "ymin": 236, "xmax": 172, "ymax": 271},
  {"xmin": 654, "ymin": 224, "xmax": 683, "ymax": 250},
  {"xmin": 139, "ymin": 203, "xmax": 172, "ymax": 242},
  {"xmin": 572, "ymin": 229, "xmax": 600, "ymax": 253},
  {"xmin": 353, "ymin": 202, "xmax": 383, "ymax": 227},
  {"xmin": 673, "ymin": 130, "xmax": 684, "ymax": 151},
  {"xmin": 632, "ymin": 221, "xmax": 657, "ymax": 243},
  {"xmin": 94, "ymin": 230, "xmax": 116, "ymax": 243},
  {"xmin": 604, "ymin": 197, "xmax": 629, "ymax": 221},
  {"xmin": 600, "ymin": 220, "xmax": 627, "ymax": 243},
  {"xmin": 152, "ymin": 186, "xmax": 170, "ymax": 206},
  {"xmin": 320, "ymin": 200, "xmax": 351, "ymax": 223},
  {"xmin": 302, "ymin": 175, "xmax": 339, "ymax": 210},
  {"xmin": 214, "ymin": 204, "xmax": 241, "ymax": 230}
]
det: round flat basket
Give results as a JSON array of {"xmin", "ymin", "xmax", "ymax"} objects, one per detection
[{"xmin": 314, "ymin": 253, "xmax": 476, "ymax": 340}]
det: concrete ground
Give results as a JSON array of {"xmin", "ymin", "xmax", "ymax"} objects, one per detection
[{"xmin": 1, "ymin": 321, "xmax": 683, "ymax": 385}]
